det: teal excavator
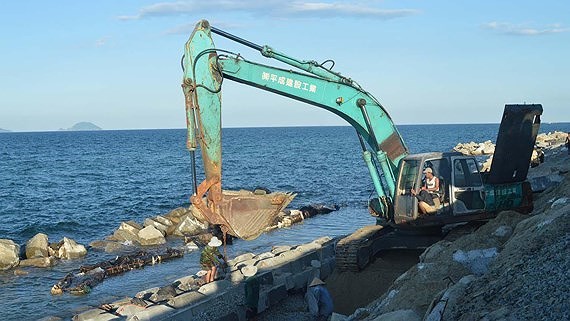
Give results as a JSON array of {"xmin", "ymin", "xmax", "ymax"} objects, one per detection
[{"xmin": 182, "ymin": 20, "xmax": 542, "ymax": 271}]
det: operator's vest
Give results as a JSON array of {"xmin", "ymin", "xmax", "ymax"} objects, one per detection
[{"xmin": 426, "ymin": 177, "xmax": 437, "ymax": 190}]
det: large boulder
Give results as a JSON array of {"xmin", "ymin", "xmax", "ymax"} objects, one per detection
[
  {"xmin": 143, "ymin": 218, "xmax": 169, "ymax": 236},
  {"xmin": 171, "ymin": 214, "xmax": 208, "ymax": 236},
  {"xmin": 0, "ymin": 239, "xmax": 20, "ymax": 270},
  {"xmin": 138, "ymin": 226, "xmax": 166, "ymax": 246},
  {"xmin": 57, "ymin": 237, "xmax": 87, "ymax": 259},
  {"xmin": 26, "ymin": 233, "xmax": 50, "ymax": 259},
  {"xmin": 164, "ymin": 207, "xmax": 191, "ymax": 225},
  {"xmin": 19, "ymin": 257, "xmax": 57, "ymax": 268},
  {"xmin": 112, "ymin": 221, "xmax": 142, "ymax": 243}
]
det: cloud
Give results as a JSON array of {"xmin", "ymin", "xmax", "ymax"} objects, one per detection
[
  {"xmin": 483, "ymin": 22, "xmax": 569, "ymax": 36},
  {"xmin": 95, "ymin": 37, "xmax": 109, "ymax": 47},
  {"xmin": 118, "ymin": 0, "xmax": 419, "ymax": 21}
]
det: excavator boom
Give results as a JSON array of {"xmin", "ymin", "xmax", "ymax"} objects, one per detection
[{"xmin": 182, "ymin": 20, "xmax": 408, "ymax": 238}]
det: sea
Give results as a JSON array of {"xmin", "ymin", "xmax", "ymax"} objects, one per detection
[{"xmin": 1, "ymin": 123, "xmax": 569, "ymax": 320}]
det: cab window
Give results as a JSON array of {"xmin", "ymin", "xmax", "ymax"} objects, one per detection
[
  {"xmin": 454, "ymin": 159, "xmax": 482, "ymax": 187},
  {"xmin": 398, "ymin": 160, "xmax": 420, "ymax": 193}
]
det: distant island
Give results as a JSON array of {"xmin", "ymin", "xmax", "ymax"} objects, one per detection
[
  {"xmin": 0, "ymin": 128, "xmax": 10, "ymax": 133},
  {"xmin": 61, "ymin": 122, "xmax": 102, "ymax": 131}
]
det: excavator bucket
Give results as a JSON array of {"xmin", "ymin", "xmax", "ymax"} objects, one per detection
[{"xmin": 218, "ymin": 190, "xmax": 296, "ymax": 240}]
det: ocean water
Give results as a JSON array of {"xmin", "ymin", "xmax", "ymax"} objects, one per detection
[{"xmin": 0, "ymin": 123, "xmax": 569, "ymax": 320}]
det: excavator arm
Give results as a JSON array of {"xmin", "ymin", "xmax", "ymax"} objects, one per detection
[{"xmin": 182, "ymin": 20, "xmax": 408, "ymax": 239}]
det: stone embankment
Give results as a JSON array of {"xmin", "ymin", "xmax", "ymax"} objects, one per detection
[{"xmin": 73, "ymin": 237, "xmax": 336, "ymax": 320}]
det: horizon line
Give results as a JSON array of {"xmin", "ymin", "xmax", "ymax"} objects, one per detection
[{"xmin": 2, "ymin": 121, "xmax": 570, "ymax": 133}]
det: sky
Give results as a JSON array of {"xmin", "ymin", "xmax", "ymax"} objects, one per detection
[{"xmin": 0, "ymin": 1, "xmax": 568, "ymax": 131}]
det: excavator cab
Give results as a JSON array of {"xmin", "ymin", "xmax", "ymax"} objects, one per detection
[
  {"xmin": 391, "ymin": 104, "xmax": 542, "ymax": 227},
  {"xmin": 392, "ymin": 152, "xmax": 487, "ymax": 225}
]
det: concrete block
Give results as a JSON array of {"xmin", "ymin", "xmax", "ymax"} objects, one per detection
[
  {"xmin": 116, "ymin": 303, "xmax": 147, "ymax": 316},
  {"xmin": 271, "ymin": 245, "xmax": 291, "ymax": 255},
  {"xmin": 168, "ymin": 290, "xmax": 207, "ymax": 309},
  {"xmin": 299, "ymin": 251, "xmax": 320, "ymax": 267},
  {"xmin": 320, "ymin": 242, "xmax": 336, "ymax": 260},
  {"xmin": 127, "ymin": 304, "xmax": 176, "ymax": 321},
  {"xmin": 273, "ymin": 272, "xmax": 292, "ymax": 288},
  {"xmin": 256, "ymin": 256, "xmax": 290, "ymax": 272},
  {"xmin": 135, "ymin": 287, "xmax": 160, "ymax": 299},
  {"xmin": 228, "ymin": 253, "xmax": 255, "ymax": 267},
  {"xmin": 311, "ymin": 260, "xmax": 322, "ymax": 268},
  {"xmin": 268, "ymin": 284, "xmax": 288, "ymax": 306},
  {"xmin": 313, "ymin": 236, "xmax": 333, "ymax": 245},
  {"xmin": 255, "ymin": 251, "xmax": 275, "ymax": 260},
  {"xmin": 320, "ymin": 257, "xmax": 335, "ymax": 280},
  {"xmin": 255, "ymin": 271, "xmax": 274, "ymax": 285},
  {"xmin": 293, "ymin": 268, "xmax": 318, "ymax": 290},
  {"xmin": 294, "ymin": 242, "xmax": 322, "ymax": 254},
  {"xmin": 235, "ymin": 258, "xmax": 258, "ymax": 269},
  {"xmin": 257, "ymin": 287, "xmax": 269, "ymax": 314},
  {"xmin": 174, "ymin": 275, "xmax": 199, "ymax": 291},
  {"xmin": 229, "ymin": 270, "xmax": 245, "ymax": 284},
  {"xmin": 198, "ymin": 279, "xmax": 232, "ymax": 295}
]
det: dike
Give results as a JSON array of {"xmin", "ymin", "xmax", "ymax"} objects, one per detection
[{"xmin": 73, "ymin": 236, "xmax": 336, "ymax": 320}]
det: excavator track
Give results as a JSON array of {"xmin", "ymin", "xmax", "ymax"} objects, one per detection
[
  {"xmin": 336, "ymin": 224, "xmax": 444, "ymax": 272},
  {"xmin": 336, "ymin": 225, "xmax": 393, "ymax": 272}
]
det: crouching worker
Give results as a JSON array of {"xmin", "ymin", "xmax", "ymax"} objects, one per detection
[
  {"xmin": 200, "ymin": 236, "xmax": 225, "ymax": 284},
  {"xmin": 305, "ymin": 277, "xmax": 333, "ymax": 321}
]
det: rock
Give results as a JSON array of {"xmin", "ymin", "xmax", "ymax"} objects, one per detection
[
  {"xmin": 144, "ymin": 218, "xmax": 169, "ymax": 236},
  {"xmin": 528, "ymin": 174, "xmax": 564, "ymax": 193},
  {"xmin": 19, "ymin": 256, "xmax": 57, "ymax": 268},
  {"xmin": 452, "ymin": 248, "xmax": 498, "ymax": 275},
  {"xmin": 164, "ymin": 207, "xmax": 191, "ymax": 225},
  {"xmin": 113, "ymin": 221, "xmax": 142, "ymax": 243},
  {"xmin": 228, "ymin": 253, "xmax": 256, "ymax": 267},
  {"xmin": 13, "ymin": 269, "xmax": 28, "ymax": 276},
  {"xmin": 0, "ymin": 239, "xmax": 20, "ymax": 270},
  {"xmin": 153, "ymin": 215, "xmax": 174, "ymax": 228},
  {"xmin": 271, "ymin": 245, "xmax": 292, "ymax": 255},
  {"xmin": 57, "ymin": 237, "xmax": 87, "ymax": 259},
  {"xmin": 138, "ymin": 226, "xmax": 167, "ymax": 246},
  {"xmin": 26, "ymin": 233, "xmax": 50, "ymax": 259},
  {"xmin": 172, "ymin": 214, "xmax": 208, "ymax": 236},
  {"xmin": 89, "ymin": 240, "xmax": 132, "ymax": 253},
  {"xmin": 424, "ymin": 275, "xmax": 477, "ymax": 321},
  {"xmin": 150, "ymin": 284, "xmax": 178, "ymax": 302}
]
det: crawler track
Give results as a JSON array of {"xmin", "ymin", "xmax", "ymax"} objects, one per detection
[{"xmin": 335, "ymin": 224, "xmax": 447, "ymax": 272}]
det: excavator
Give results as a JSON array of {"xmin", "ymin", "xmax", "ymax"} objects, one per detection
[{"xmin": 181, "ymin": 20, "xmax": 543, "ymax": 271}]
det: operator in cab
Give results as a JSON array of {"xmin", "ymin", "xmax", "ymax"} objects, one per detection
[{"xmin": 411, "ymin": 167, "xmax": 440, "ymax": 215}]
